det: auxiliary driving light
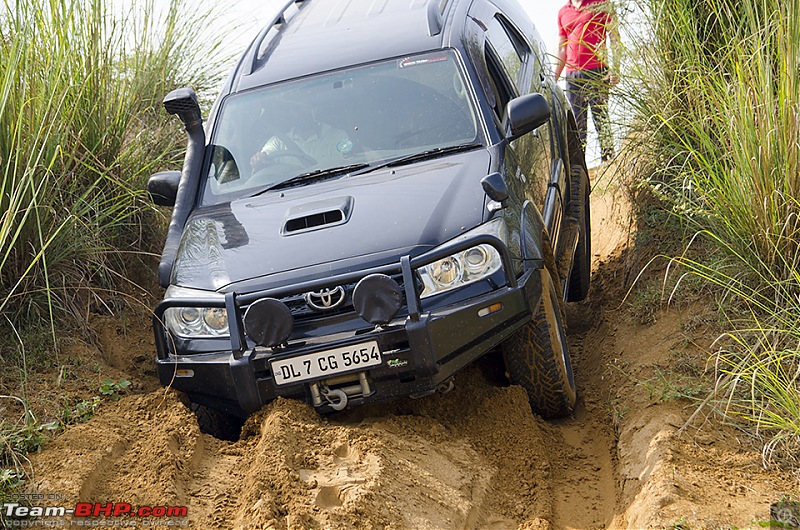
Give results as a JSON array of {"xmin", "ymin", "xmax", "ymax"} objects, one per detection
[
  {"xmin": 353, "ymin": 274, "xmax": 403, "ymax": 326},
  {"xmin": 243, "ymin": 298, "xmax": 294, "ymax": 347}
]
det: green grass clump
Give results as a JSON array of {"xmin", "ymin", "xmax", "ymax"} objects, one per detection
[
  {"xmin": 668, "ymin": 246, "xmax": 800, "ymax": 461},
  {"xmin": 619, "ymin": 0, "xmax": 800, "ymax": 454}
]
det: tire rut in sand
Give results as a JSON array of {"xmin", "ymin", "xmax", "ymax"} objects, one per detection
[
  {"xmin": 545, "ymin": 169, "xmax": 633, "ymax": 529},
  {"xmin": 178, "ymin": 437, "xmax": 243, "ymax": 526},
  {"xmin": 533, "ymin": 278, "xmax": 621, "ymax": 529}
]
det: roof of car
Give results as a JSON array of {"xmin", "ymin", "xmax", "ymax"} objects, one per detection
[{"xmin": 231, "ymin": 0, "xmax": 462, "ymax": 92}]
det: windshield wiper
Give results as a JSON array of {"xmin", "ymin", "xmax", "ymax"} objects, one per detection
[
  {"xmin": 247, "ymin": 163, "xmax": 369, "ymax": 198},
  {"xmin": 244, "ymin": 144, "xmax": 481, "ymax": 199},
  {"xmin": 352, "ymin": 143, "xmax": 483, "ymax": 176}
]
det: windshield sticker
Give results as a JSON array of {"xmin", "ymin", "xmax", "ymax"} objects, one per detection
[
  {"xmin": 337, "ymin": 138, "xmax": 354, "ymax": 155},
  {"xmin": 398, "ymin": 55, "xmax": 449, "ymax": 69}
]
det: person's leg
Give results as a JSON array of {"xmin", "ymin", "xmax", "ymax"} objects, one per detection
[
  {"xmin": 587, "ymin": 68, "xmax": 614, "ymax": 162},
  {"xmin": 565, "ymin": 73, "xmax": 589, "ymax": 151}
]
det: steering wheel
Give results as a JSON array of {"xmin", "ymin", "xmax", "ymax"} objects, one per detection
[
  {"xmin": 252, "ymin": 132, "xmax": 318, "ymax": 168},
  {"xmin": 394, "ymin": 123, "xmax": 453, "ymax": 148},
  {"xmin": 249, "ymin": 149, "xmax": 320, "ymax": 184},
  {"xmin": 260, "ymin": 150, "xmax": 316, "ymax": 167}
]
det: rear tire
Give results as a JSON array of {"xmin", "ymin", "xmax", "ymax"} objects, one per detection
[
  {"xmin": 191, "ymin": 402, "xmax": 244, "ymax": 441},
  {"xmin": 502, "ymin": 267, "xmax": 576, "ymax": 418},
  {"xmin": 567, "ymin": 164, "xmax": 591, "ymax": 302}
]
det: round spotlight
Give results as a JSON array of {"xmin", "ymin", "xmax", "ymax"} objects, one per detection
[
  {"xmin": 243, "ymin": 298, "xmax": 294, "ymax": 347},
  {"xmin": 353, "ymin": 274, "xmax": 403, "ymax": 326}
]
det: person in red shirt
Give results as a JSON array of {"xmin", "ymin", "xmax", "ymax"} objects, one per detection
[{"xmin": 555, "ymin": 0, "xmax": 618, "ymax": 163}]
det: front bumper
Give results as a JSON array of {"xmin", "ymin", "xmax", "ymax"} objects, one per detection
[{"xmin": 153, "ymin": 235, "xmax": 544, "ymax": 415}]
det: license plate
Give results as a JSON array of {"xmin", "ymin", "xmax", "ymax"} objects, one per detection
[{"xmin": 271, "ymin": 341, "xmax": 381, "ymax": 386}]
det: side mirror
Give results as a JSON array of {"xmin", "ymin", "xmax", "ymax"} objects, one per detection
[
  {"xmin": 504, "ymin": 93, "xmax": 550, "ymax": 141},
  {"xmin": 148, "ymin": 170, "xmax": 181, "ymax": 207},
  {"xmin": 481, "ymin": 172, "xmax": 508, "ymax": 203}
]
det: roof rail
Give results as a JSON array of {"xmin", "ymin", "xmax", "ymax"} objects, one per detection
[
  {"xmin": 244, "ymin": 0, "xmax": 308, "ymax": 76},
  {"xmin": 426, "ymin": 0, "xmax": 451, "ymax": 36}
]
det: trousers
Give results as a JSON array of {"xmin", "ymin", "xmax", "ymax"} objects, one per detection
[{"xmin": 565, "ymin": 67, "xmax": 614, "ymax": 161}]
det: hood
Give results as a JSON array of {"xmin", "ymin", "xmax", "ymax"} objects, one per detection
[{"xmin": 171, "ymin": 149, "xmax": 490, "ymax": 292}]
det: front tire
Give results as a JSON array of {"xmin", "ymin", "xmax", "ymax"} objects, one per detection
[
  {"xmin": 502, "ymin": 267, "xmax": 576, "ymax": 418},
  {"xmin": 191, "ymin": 402, "xmax": 244, "ymax": 441}
]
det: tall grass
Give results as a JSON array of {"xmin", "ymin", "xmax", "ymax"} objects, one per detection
[
  {"xmin": 0, "ymin": 0, "xmax": 225, "ymax": 498},
  {"xmin": 0, "ymin": 0, "xmax": 224, "ymax": 334},
  {"xmin": 622, "ymin": 0, "xmax": 800, "ymax": 453},
  {"xmin": 626, "ymin": 0, "xmax": 800, "ymax": 275}
]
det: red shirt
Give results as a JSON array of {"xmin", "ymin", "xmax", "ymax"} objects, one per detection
[{"xmin": 558, "ymin": 0, "xmax": 612, "ymax": 72}]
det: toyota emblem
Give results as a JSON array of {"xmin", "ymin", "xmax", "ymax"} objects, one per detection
[{"xmin": 304, "ymin": 286, "xmax": 346, "ymax": 311}]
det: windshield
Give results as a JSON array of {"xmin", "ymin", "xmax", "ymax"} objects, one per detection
[{"xmin": 201, "ymin": 49, "xmax": 482, "ymax": 205}]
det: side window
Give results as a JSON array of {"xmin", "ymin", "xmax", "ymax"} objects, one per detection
[
  {"xmin": 486, "ymin": 16, "xmax": 529, "ymax": 93},
  {"xmin": 484, "ymin": 43, "xmax": 515, "ymax": 122}
]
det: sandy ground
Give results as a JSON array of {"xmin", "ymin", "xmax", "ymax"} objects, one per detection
[{"xmin": 23, "ymin": 166, "xmax": 799, "ymax": 529}]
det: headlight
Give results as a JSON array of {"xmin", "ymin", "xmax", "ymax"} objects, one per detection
[
  {"xmin": 162, "ymin": 286, "xmax": 229, "ymax": 338},
  {"xmin": 430, "ymin": 256, "xmax": 462, "ymax": 287},
  {"xmin": 165, "ymin": 306, "xmax": 230, "ymax": 338},
  {"xmin": 418, "ymin": 243, "xmax": 502, "ymax": 298}
]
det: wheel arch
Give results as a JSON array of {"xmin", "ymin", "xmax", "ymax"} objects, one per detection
[{"xmin": 521, "ymin": 199, "xmax": 546, "ymax": 264}]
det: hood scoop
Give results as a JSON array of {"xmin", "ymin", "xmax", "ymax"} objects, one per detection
[{"xmin": 281, "ymin": 196, "xmax": 354, "ymax": 235}]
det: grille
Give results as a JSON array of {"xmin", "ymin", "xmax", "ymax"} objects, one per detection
[{"xmin": 244, "ymin": 273, "xmax": 409, "ymax": 323}]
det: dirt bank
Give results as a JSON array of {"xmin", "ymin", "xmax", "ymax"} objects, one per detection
[{"xmin": 25, "ymin": 169, "xmax": 798, "ymax": 529}]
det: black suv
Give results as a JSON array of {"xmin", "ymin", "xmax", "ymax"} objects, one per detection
[{"xmin": 148, "ymin": 0, "xmax": 590, "ymax": 438}]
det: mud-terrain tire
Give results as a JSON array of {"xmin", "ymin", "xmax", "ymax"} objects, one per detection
[
  {"xmin": 502, "ymin": 267, "xmax": 576, "ymax": 418},
  {"xmin": 191, "ymin": 403, "xmax": 244, "ymax": 441},
  {"xmin": 567, "ymin": 164, "xmax": 591, "ymax": 302}
]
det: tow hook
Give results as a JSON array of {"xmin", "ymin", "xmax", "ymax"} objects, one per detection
[
  {"xmin": 321, "ymin": 387, "xmax": 348, "ymax": 411},
  {"xmin": 437, "ymin": 378, "xmax": 455, "ymax": 395},
  {"xmin": 411, "ymin": 377, "xmax": 455, "ymax": 399}
]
